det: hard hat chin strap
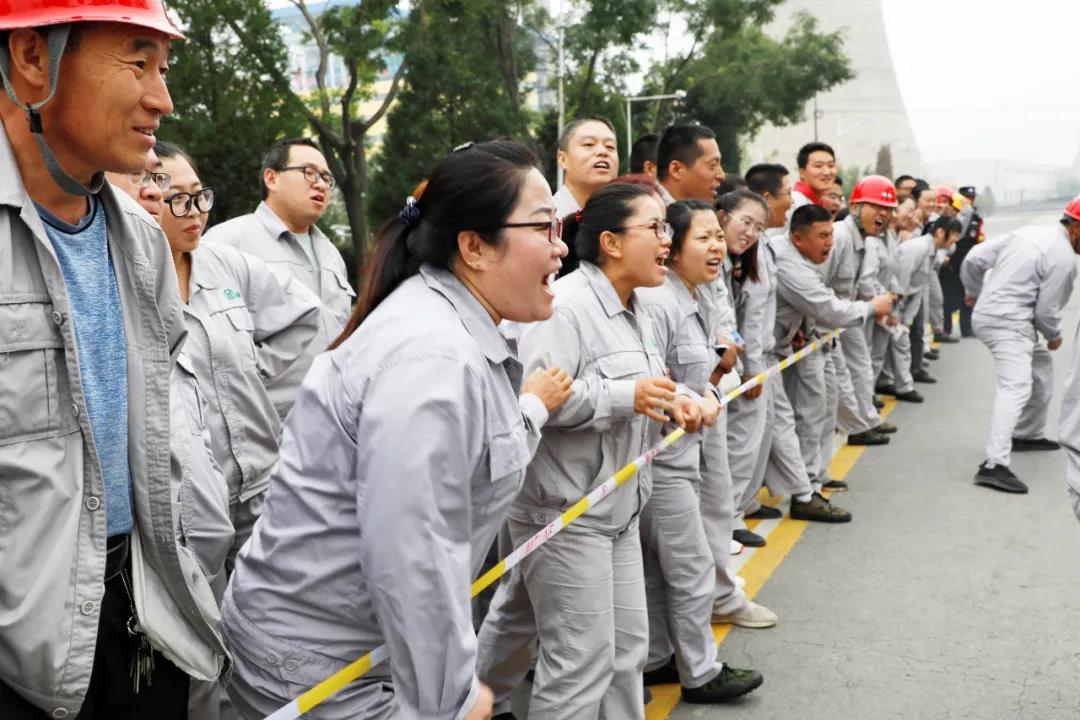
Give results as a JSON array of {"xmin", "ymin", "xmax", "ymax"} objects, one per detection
[{"xmin": 0, "ymin": 25, "xmax": 104, "ymax": 197}]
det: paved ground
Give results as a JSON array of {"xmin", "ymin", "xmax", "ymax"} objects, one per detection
[
  {"xmin": 510, "ymin": 207, "xmax": 1080, "ymax": 719},
  {"xmin": 667, "ymin": 207, "xmax": 1080, "ymax": 719}
]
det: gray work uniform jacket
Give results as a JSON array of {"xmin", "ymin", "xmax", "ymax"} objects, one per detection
[
  {"xmin": 897, "ymin": 234, "xmax": 935, "ymax": 326},
  {"xmin": 960, "ymin": 225, "xmax": 1078, "ymax": 341},
  {"xmin": 185, "ymin": 243, "xmax": 320, "ymax": 504},
  {"xmin": 865, "ymin": 229, "xmax": 904, "ymax": 298},
  {"xmin": 819, "ymin": 214, "xmax": 869, "ymax": 300},
  {"xmin": 772, "ymin": 232, "xmax": 875, "ymax": 356},
  {"xmin": 222, "ymin": 265, "xmax": 535, "ymax": 719},
  {"xmin": 639, "ymin": 273, "xmax": 714, "ymax": 477},
  {"xmin": 0, "ymin": 130, "xmax": 225, "ymax": 715},
  {"xmin": 173, "ymin": 329, "xmax": 233, "ymax": 603},
  {"xmin": 508, "ymin": 261, "xmax": 667, "ymax": 534},
  {"xmin": 732, "ymin": 239, "xmax": 777, "ymax": 376},
  {"xmin": 203, "ymin": 202, "xmax": 355, "ymax": 418}
]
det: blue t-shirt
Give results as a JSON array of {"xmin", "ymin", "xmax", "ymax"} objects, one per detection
[{"xmin": 36, "ymin": 198, "xmax": 133, "ymax": 536}]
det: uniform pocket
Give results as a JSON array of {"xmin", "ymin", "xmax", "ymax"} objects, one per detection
[
  {"xmin": 0, "ymin": 298, "xmax": 67, "ymax": 443},
  {"xmin": 596, "ymin": 351, "xmax": 646, "ymax": 379},
  {"xmin": 222, "ymin": 307, "xmax": 258, "ymax": 371}
]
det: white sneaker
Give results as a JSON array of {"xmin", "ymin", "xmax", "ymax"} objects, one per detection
[
  {"xmin": 730, "ymin": 539, "xmax": 744, "ymax": 555},
  {"xmin": 711, "ymin": 601, "xmax": 778, "ymax": 628}
]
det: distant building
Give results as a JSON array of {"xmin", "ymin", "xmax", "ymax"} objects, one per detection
[
  {"xmin": 745, "ymin": 0, "xmax": 923, "ymax": 177},
  {"xmin": 926, "ymin": 159, "xmax": 1064, "ymax": 207}
]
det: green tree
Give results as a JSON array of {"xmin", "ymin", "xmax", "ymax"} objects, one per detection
[
  {"xmin": 367, "ymin": 0, "xmax": 537, "ymax": 226},
  {"xmin": 979, "ymin": 185, "xmax": 997, "ymax": 215},
  {"xmin": 646, "ymin": 6, "xmax": 853, "ymax": 173},
  {"xmin": 224, "ymin": 0, "xmax": 410, "ymax": 284},
  {"xmin": 874, "ymin": 143, "xmax": 894, "ymax": 179},
  {"xmin": 162, "ymin": 0, "xmax": 307, "ymax": 225}
]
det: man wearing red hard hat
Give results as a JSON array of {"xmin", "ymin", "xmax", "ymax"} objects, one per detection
[
  {"xmin": 962, "ymin": 196, "xmax": 1080, "ymax": 495},
  {"xmin": 0, "ymin": 3, "xmax": 226, "ymax": 718}
]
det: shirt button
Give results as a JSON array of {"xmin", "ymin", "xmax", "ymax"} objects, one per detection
[
  {"xmin": 266, "ymin": 653, "xmax": 278, "ymax": 666},
  {"xmin": 52, "ymin": 709, "xmax": 69, "ymax": 719},
  {"xmin": 284, "ymin": 659, "xmax": 299, "ymax": 672},
  {"xmin": 71, "ymin": 403, "xmax": 80, "ymax": 418},
  {"xmin": 80, "ymin": 601, "xmax": 95, "ymax": 616},
  {"xmin": 85, "ymin": 496, "xmax": 101, "ymax": 511},
  {"xmin": 52, "ymin": 311, "xmax": 64, "ymax": 325}
]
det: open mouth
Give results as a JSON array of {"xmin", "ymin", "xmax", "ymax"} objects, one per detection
[
  {"xmin": 706, "ymin": 258, "xmax": 722, "ymax": 272},
  {"xmin": 593, "ymin": 159, "xmax": 612, "ymax": 172},
  {"xmin": 311, "ymin": 193, "xmax": 326, "ymax": 205},
  {"xmin": 656, "ymin": 251, "xmax": 670, "ymax": 268}
]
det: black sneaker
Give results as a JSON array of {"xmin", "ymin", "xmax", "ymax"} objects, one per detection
[
  {"xmin": 644, "ymin": 686, "xmax": 652, "ymax": 704},
  {"xmin": 822, "ymin": 478, "xmax": 849, "ymax": 492},
  {"xmin": 1012, "ymin": 437, "xmax": 1061, "ymax": 452},
  {"xmin": 733, "ymin": 528, "xmax": 766, "ymax": 547},
  {"xmin": 746, "ymin": 505, "xmax": 782, "ymax": 520},
  {"xmin": 644, "ymin": 655, "xmax": 680, "ymax": 686},
  {"xmin": 895, "ymin": 390, "xmax": 924, "ymax": 403},
  {"xmin": 848, "ymin": 430, "xmax": 889, "ymax": 446},
  {"xmin": 934, "ymin": 334, "xmax": 960, "ymax": 344},
  {"xmin": 681, "ymin": 665, "xmax": 764, "ymax": 704},
  {"xmin": 873, "ymin": 396, "xmax": 885, "ymax": 409},
  {"xmin": 875, "ymin": 383, "xmax": 898, "ymax": 396},
  {"xmin": 874, "ymin": 422, "xmax": 898, "ymax": 434},
  {"xmin": 790, "ymin": 492, "xmax": 852, "ymax": 522},
  {"xmin": 912, "ymin": 368, "xmax": 937, "ymax": 384},
  {"xmin": 974, "ymin": 462, "xmax": 1028, "ymax": 494},
  {"xmin": 493, "ymin": 714, "xmax": 518, "ymax": 720},
  {"xmin": 924, "ymin": 351, "xmax": 940, "ymax": 361}
]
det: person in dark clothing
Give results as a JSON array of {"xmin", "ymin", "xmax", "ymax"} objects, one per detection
[{"xmin": 940, "ymin": 186, "xmax": 982, "ymax": 337}]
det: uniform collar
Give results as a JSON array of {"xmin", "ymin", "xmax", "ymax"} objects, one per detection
[
  {"xmin": 657, "ymin": 183, "xmax": 677, "ymax": 207},
  {"xmin": 255, "ymin": 200, "xmax": 327, "ymax": 244},
  {"xmin": 667, "ymin": 271, "xmax": 699, "ymax": 314},
  {"xmin": 420, "ymin": 264, "xmax": 510, "ymax": 365},
  {"xmin": 794, "ymin": 180, "xmax": 824, "ymax": 207},
  {"xmin": 188, "ymin": 246, "xmax": 220, "ymax": 291},
  {"xmin": 580, "ymin": 260, "xmax": 633, "ymax": 318},
  {"xmin": 0, "ymin": 128, "xmax": 25, "ymax": 209}
]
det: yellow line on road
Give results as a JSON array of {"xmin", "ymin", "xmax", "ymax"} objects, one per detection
[{"xmin": 645, "ymin": 398, "xmax": 897, "ymax": 719}]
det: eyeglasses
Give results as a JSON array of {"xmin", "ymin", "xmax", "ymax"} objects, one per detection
[
  {"xmin": 735, "ymin": 215, "xmax": 765, "ymax": 235},
  {"xmin": 280, "ymin": 165, "xmax": 335, "ymax": 189},
  {"xmin": 488, "ymin": 217, "xmax": 564, "ymax": 244},
  {"xmin": 128, "ymin": 170, "xmax": 170, "ymax": 192},
  {"xmin": 615, "ymin": 221, "xmax": 673, "ymax": 239},
  {"xmin": 165, "ymin": 188, "xmax": 215, "ymax": 217}
]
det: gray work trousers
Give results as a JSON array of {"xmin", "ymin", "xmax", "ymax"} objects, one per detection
[
  {"xmin": 838, "ymin": 318, "xmax": 882, "ymax": 433},
  {"xmin": 973, "ymin": 315, "xmax": 1054, "ymax": 468},
  {"xmin": 510, "ymin": 517, "xmax": 648, "ymax": 720},
  {"xmin": 699, "ymin": 412, "xmax": 749, "ymax": 615},
  {"xmin": 929, "ymin": 272, "xmax": 945, "ymax": 331},
  {"xmin": 785, "ymin": 345, "xmax": 829, "ymax": 483},
  {"xmin": 756, "ymin": 369, "xmax": 815, "ymax": 499},
  {"xmin": 872, "ymin": 322, "xmax": 915, "ymax": 393},
  {"xmin": 476, "ymin": 525, "xmax": 536, "ymax": 715},
  {"xmin": 725, "ymin": 391, "xmax": 768, "ymax": 525},
  {"xmin": 909, "ymin": 299, "xmax": 927, "ymax": 374},
  {"xmin": 641, "ymin": 473, "xmax": 722, "ymax": 688}
]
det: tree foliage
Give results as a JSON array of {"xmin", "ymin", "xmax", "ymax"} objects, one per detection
[
  {"xmin": 874, "ymin": 143, "xmax": 894, "ymax": 179},
  {"xmin": 161, "ymin": 0, "xmax": 307, "ymax": 226},
  {"xmin": 367, "ymin": 0, "xmax": 537, "ymax": 226}
]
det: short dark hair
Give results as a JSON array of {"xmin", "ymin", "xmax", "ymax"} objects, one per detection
[
  {"xmin": 657, "ymin": 124, "xmax": 716, "ymax": 181},
  {"xmin": 744, "ymin": 163, "xmax": 789, "ymax": 196},
  {"xmin": 895, "ymin": 174, "xmax": 915, "ymax": 187},
  {"xmin": 154, "ymin": 140, "xmax": 198, "ymax": 174},
  {"xmin": 666, "ymin": 199, "xmax": 714, "ymax": 257},
  {"xmin": 557, "ymin": 115, "xmax": 616, "ymax": 152},
  {"xmin": 629, "ymin": 134, "xmax": 659, "ymax": 174},
  {"xmin": 790, "ymin": 203, "xmax": 833, "ymax": 234},
  {"xmin": 932, "ymin": 215, "xmax": 962, "ymax": 236},
  {"xmin": 261, "ymin": 137, "xmax": 323, "ymax": 199},
  {"xmin": 796, "ymin": 142, "xmax": 835, "ymax": 169},
  {"xmin": 716, "ymin": 175, "xmax": 746, "ymax": 196}
]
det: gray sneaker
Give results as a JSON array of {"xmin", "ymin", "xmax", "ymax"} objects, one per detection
[
  {"xmin": 974, "ymin": 463, "xmax": 1027, "ymax": 494},
  {"xmin": 790, "ymin": 492, "xmax": 852, "ymax": 523}
]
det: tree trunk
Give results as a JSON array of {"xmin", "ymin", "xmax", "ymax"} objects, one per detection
[{"xmin": 342, "ymin": 141, "xmax": 369, "ymax": 290}]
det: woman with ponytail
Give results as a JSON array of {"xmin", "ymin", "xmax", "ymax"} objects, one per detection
[{"xmin": 220, "ymin": 140, "xmax": 569, "ymax": 720}]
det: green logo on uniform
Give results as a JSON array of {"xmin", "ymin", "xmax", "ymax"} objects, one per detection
[{"xmin": 224, "ymin": 289, "xmax": 242, "ymax": 301}]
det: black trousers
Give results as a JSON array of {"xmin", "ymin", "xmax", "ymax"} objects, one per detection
[{"xmin": 0, "ymin": 537, "xmax": 190, "ymax": 719}]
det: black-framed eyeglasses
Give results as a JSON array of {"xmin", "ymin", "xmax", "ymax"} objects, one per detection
[
  {"xmin": 486, "ymin": 217, "xmax": 564, "ymax": 244},
  {"xmin": 280, "ymin": 165, "xmax": 335, "ymax": 189},
  {"xmin": 614, "ymin": 221, "xmax": 673, "ymax": 240},
  {"xmin": 165, "ymin": 188, "xmax": 215, "ymax": 217},
  {"xmin": 128, "ymin": 170, "xmax": 170, "ymax": 192}
]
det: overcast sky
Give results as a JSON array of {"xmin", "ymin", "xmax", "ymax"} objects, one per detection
[{"xmin": 882, "ymin": 0, "xmax": 1080, "ymax": 168}]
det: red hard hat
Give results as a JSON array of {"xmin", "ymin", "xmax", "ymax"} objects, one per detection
[
  {"xmin": 0, "ymin": 0, "xmax": 183, "ymax": 39},
  {"xmin": 850, "ymin": 175, "xmax": 898, "ymax": 208},
  {"xmin": 1065, "ymin": 195, "xmax": 1080, "ymax": 222},
  {"xmin": 935, "ymin": 186, "xmax": 955, "ymax": 202}
]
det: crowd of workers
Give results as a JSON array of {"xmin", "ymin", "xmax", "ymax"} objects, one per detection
[{"xmin": 2, "ymin": 3, "xmax": 1080, "ymax": 720}]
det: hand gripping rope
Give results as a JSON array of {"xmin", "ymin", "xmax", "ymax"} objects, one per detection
[{"xmin": 261, "ymin": 328, "xmax": 844, "ymax": 720}]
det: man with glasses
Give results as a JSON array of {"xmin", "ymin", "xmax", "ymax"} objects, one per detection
[
  {"xmin": 205, "ymin": 137, "xmax": 354, "ymax": 418},
  {"xmin": 105, "ymin": 148, "xmax": 170, "ymax": 224}
]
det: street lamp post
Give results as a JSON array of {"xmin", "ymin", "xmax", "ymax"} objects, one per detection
[{"xmin": 625, "ymin": 90, "xmax": 686, "ymax": 163}]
